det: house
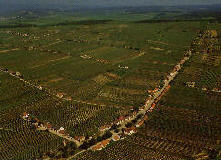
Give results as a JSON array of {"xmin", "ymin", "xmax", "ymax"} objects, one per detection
[
  {"xmin": 112, "ymin": 135, "xmax": 121, "ymax": 141},
  {"xmin": 150, "ymin": 103, "xmax": 156, "ymax": 110},
  {"xmin": 186, "ymin": 82, "xmax": 195, "ymax": 88},
  {"xmin": 212, "ymin": 88, "xmax": 220, "ymax": 92},
  {"xmin": 101, "ymin": 139, "xmax": 110, "ymax": 148},
  {"xmin": 56, "ymin": 92, "xmax": 64, "ymax": 98},
  {"xmin": 148, "ymin": 88, "xmax": 159, "ymax": 94},
  {"xmin": 99, "ymin": 125, "xmax": 111, "ymax": 132},
  {"xmin": 9, "ymin": 71, "xmax": 16, "ymax": 75},
  {"xmin": 143, "ymin": 114, "xmax": 148, "ymax": 121},
  {"xmin": 58, "ymin": 127, "xmax": 65, "ymax": 134},
  {"xmin": 66, "ymin": 97, "xmax": 72, "ymax": 101},
  {"xmin": 117, "ymin": 116, "xmax": 125, "ymax": 125},
  {"xmin": 180, "ymin": 59, "xmax": 186, "ymax": 65},
  {"xmin": 37, "ymin": 86, "xmax": 43, "ymax": 90},
  {"xmin": 208, "ymin": 30, "xmax": 218, "ymax": 38},
  {"xmin": 16, "ymin": 72, "xmax": 21, "ymax": 77},
  {"xmin": 202, "ymin": 87, "xmax": 207, "ymax": 91},
  {"xmin": 46, "ymin": 123, "xmax": 52, "ymax": 129},
  {"xmin": 146, "ymin": 97, "xmax": 151, "ymax": 104},
  {"xmin": 58, "ymin": 130, "xmax": 65, "ymax": 134},
  {"xmin": 74, "ymin": 136, "xmax": 85, "ymax": 142},
  {"xmin": 174, "ymin": 64, "xmax": 181, "ymax": 71},
  {"xmin": 91, "ymin": 143, "xmax": 103, "ymax": 151},
  {"xmin": 34, "ymin": 118, "xmax": 40, "ymax": 123},
  {"xmin": 170, "ymin": 72, "xmax": 175, "ymax": 77},
  {"xmin": 124, "ymin": 126, "xmax": 137, "ymax": 135},
  {"xmin": 22, "ymin": 112, "xmax": 29, "ymax": 119},
  {"xmin": 136, "ymin": 120, "xmax": 144, "ymax": 128},
  {"xmin": 164, "ymin": 85, "xmax": 171, "ymax": 93},
  {"xmin": 132, "ymin": 111, "xmax": 137, "ymax": 116},
  {"xmin": 125, "ymin": 116, "xmax": 132, "ymax": 121}
]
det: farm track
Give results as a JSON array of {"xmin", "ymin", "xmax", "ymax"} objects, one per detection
[
  {"xmin": 37, "ymin": 126, "xmax": 82, "ymax": 147},
  {"xmin": 0, "ymin": 67, "xmax": 108, "ymax": 108},
  {"xmin": 147, "ymin": 39, "xmax": 188, "ymax": 48},
  {"xmin": 45, "ymin": 40, "xmax": 62, "ymax": 47},
  {"xmin": 30, "ymin": 55, "xmax": 71, "ymax": 69},
  {"xmin": 0, "ymin": 48, "xmax": 19, "ymax": 53}
]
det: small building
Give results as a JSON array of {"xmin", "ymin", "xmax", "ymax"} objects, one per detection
[
  {"xmin": 112, "ymin": 135, "xmax": 121, "ymax": 141},
  {"xmin": 58, "ymin": 130, "xmax": 65, "ymax": 134},
  {"xmin": 37, "ymin": 86, "xmax": 43, "ymax": 90},
  {"xmin": 143, "ymin": 114, "xmax": 148, "ymax": 121},
  {"xmin": 58, "ymin": 127, "xmax": 65, "ymax": 134},
  {"xmin": 9, "ymin": 71, "xmax": 16, "ymax": 75},
  {"xmin": 22, "ymin": 112, "xmax": 29, "ymax": 119},
  {"xmin": 125, "ymin": 116, "xmax": 132, "ymax": 121},
  {"xmin": 170, "ymin": 72, "xmax": 176, "ymax": 77},
  {"xmin": 212, "ymin": 88, "xmax": 220, "ymax": 92},
  {"xmin": 124, "ymin": 126, "xmax": 137, "ymax": 135},
  {"xmin": 101, "ymin": 139, "xmax": 110, "ymax": 148},
  {"xmin": 46, "ymin": 123, "xmax": 52, "ymax": 129},
  {"xmin": 16, "ymin": 72, "xmax": 21, "ymax": 77},
  {"xmin": 136, "ymin": 120, "xmax": 144, "ymax": 128},
  {"xmin": 34, "ymin": 118, "xmax": 40, "ymax": 123},
  {"xmin": 74, "ymin": 136, "xmax": 85, "ymax": 142},
  {"xmin": 186, "ymin": 82, "xmax": 195, "ymax": 88},
  {"xmin": 150, "ymin": 103, "xmax": 156, "ymax": 110},
  {"xmin": 56, "ymin": 93, "xmax": 64, "ymax": 98},
  {"xmin": 99, "ymin": 125, "xmax": 111, "ymax": 132},
  {"xmin": 132, "ymin": 111, "xmax": 137, "ymax": 116},
  {"xmin": 174, "ymin": 64, "xmax": 181, "ymax": 71},
  {"xmin": 91, "ymin": 143, "xmax": 103, "ymax": 151},
  {"xmin": 180, "ymin": 59, "xmax": 186, "ymax": 65},
  {"xmin": 117, "ymin": 116, "xmax": 125, "ymax": 124},
  {"xmin": 66, "ymin": 97, "xmax": 72, "ymax": 101}
]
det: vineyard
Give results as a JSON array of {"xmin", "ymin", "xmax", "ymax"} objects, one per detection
[{"xmin": 1, "ymin": 14, "xmax": 221, "ymax": 160}]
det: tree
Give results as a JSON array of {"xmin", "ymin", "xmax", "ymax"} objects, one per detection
[
  {"xmin": 110, "ymin": 124, "xmax": 117, "ymax": 130},
  {"xmin": 208, "ymin": 149, "xmax": 218, "ymax": 159},
  {"xmin": 97, "ymin": 136, "xmax": 103, "ymax": 142},
  {"xmin": 79, "ymin": 141, "xmax": 89, "ymax": 150},
  {"xmin": 125, "ymin": 122, "xmax": 132, "ymax": 128},
  {"xmin": 88, "ymin": 138, "xmax": 97, "ymax": 146},
  {"xmin": 102, "ymin": 131, "xmax": 112, "ymax": 139},
  {"xmin": 68, "ymin": 142, "xmax": 77, "ymax": 150}
]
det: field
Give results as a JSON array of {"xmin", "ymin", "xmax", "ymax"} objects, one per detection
[{"xmin": 0, "ymin": 10, "xmax": 221, "ymax": 160}]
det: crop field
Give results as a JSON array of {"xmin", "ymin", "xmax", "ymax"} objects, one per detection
[{"xmin": 1, "ymin": 15, "xmax": 221, "ymax": 160}]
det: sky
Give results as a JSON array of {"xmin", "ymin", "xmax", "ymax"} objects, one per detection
[
  {"xmin": 1, "ymin": 0, "xmax": 221, "ymax": 8},
  {"xmin": 0, "ymin": 0, "xmax": 221, "ymax": 14}
]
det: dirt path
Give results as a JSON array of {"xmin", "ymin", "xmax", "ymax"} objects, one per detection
[
  {"xmin": 67, "ymin": 150, "xmax": 86, "ymax": 160},
  {"xmin": 45, "ymin": 40, "xmax": 62, "ymax": 47},
  {"xmin": 0, "ymin": 128, "xmax": 13, "ymax": 131},
  {"xmin": 37, "ymin": 126, "xmax": 82, "ymax": 147},
  {"xmin": 31, "ymin": 55, "xmax": 71, "ymax": 69},
  {"xmin": 147, "ymin": 40, "xmax": 188, "ymax": 48},
  {"xmin": 0, "ymin": 48, "xmax": 19, "ymax": 53}
]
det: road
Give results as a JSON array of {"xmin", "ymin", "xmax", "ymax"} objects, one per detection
[
  {"xmin": 37, "ymin": 126, "xmax": 82, "ymax": 147},
  {"xmin": 67, "ymin": 150, "xmax": 87, "ymax": 160},
  {"xmin": 0, "ymin": 48, "xmax": 19, "ymax": 53}
]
